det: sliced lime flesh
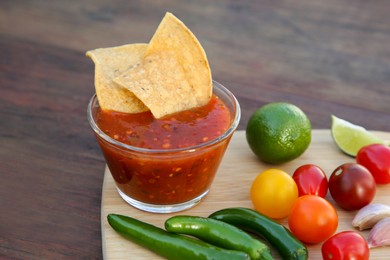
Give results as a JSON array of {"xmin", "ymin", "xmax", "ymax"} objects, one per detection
[{"xmin": 331, "ymin": 115, "xmax": 386, "ymax": 157}]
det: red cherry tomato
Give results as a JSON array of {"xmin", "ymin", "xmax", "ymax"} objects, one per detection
[
  {"xmin": 329, "ymin": 163, "xmax": 376, "ymax": 210},
  {"xmin": 357, "ymin": 144, "xmax": 390, "ymax": 184},
  {"xmin": 322, "ymin": 231, "xmax": 369, "ymax": 260},
  {"xmin": 288, "ymin": 195, "xmax": 338, "ymax": 244},
  {"xmin": 292, "ymin": 164, "xmax": 328, "ymax": 197}
]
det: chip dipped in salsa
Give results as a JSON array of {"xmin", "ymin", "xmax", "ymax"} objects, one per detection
[
  {"xmin": 87, "ymin": 13, "xmax": 240, "ymax": 212},
  {"xmin": 95, "ymin": 93, "xmax": 233, "ymax": 205}
]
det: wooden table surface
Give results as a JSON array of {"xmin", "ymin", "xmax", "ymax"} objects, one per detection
[{"xmin": 1, "ymin": 0, "xmax": 389, "ymax": 259}]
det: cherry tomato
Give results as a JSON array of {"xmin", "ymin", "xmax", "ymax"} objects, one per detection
[
  {"xmin": 250, "ymin": 169, "xmax": 298, "ymax": 219},
  {"xmin": 357, "ymin": 144, "xmax": 390, "ymax": 184},
  {"xmin": 292, "ymin": 164, "xmax": 328, "ymax": 197},
  {"xmin": 288, "ymin": 195, "xmax": 338, "ymax": 244},
  {"xmin": 328, "ymin": 163, "xmax": 376, "ymax": 210},
  {"xmin": 322, "ymin": 231, "xmax": 369, "ymax": 260}
]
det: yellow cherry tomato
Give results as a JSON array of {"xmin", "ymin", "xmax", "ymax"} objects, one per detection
[{"xmin": 250, "ymin": 169, "xmax": 298, "ymax": 219}]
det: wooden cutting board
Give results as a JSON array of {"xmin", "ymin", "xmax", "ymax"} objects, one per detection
[{"xmin": 102, "ymin": 130, "xmax": 390, "ymax": 259}]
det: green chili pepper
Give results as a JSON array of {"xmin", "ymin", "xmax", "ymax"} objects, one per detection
[
  {"xmin": 107, "ymin": 214, "xmax": 250, "ymax": 260},
  {"xmin": 209, "ymin": 208, "xmax": 308, "ymax": 260},
  {"xmin": 165, "ymin": 215, "xmax": 273, "ymax": 260}
]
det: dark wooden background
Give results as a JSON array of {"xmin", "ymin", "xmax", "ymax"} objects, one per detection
[{"xmin": 1, "ymin": 0, "xmax": 389, "ymax": 259}]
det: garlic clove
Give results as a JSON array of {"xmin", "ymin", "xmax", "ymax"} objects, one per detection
[
  {"xmin": 352, "ymin": 203, "xmax": 390, "ymax": 231},
  {"xmin": 368, "ymin": 217, "xmax": 390, "ymax": 248}
]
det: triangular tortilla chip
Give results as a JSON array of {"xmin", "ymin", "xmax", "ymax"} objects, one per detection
[
  {"xmin": 114, "ymin": 12, "xmax": 212, "ymax": 118},
  {"xmin": 114, "ymin": 51, "xmax": 198, "ymax": 118},
  {"xmin": 86, "ymin": 44, "xmax": 149, "ymax": 113}
]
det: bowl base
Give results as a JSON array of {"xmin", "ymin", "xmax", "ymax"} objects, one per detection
[{"xmin": 116, "ymin": 188, "xmax": 209, "ymax": 213}]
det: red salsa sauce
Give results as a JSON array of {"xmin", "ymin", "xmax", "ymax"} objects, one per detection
[
  {"xmin": 95, "ymin": 95, "xmax": 233, "ymax": 204},
  {"xmin": 97, "ymin": 95, "xmax": 231, "ymax": 149}
]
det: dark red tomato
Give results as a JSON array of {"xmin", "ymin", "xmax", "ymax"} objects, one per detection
[
  {"xmin": 292, "ymin": 164, "xmax": 328, "ymax": 197},
  {"xmin": 357, "ymin": 144, "xmax": 390, "ymax": 184},
  {"xmin": 329, "ymin": 163, "xmax": 376, "ymax": 210},
  {"xmin": 322, "ymin": 231, "xmax": 369, "ymax": 260}
]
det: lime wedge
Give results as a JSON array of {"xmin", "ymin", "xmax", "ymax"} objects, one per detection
[{"xmin": 331, "ymin": 115, "xmax": 387, "ymax": 157}]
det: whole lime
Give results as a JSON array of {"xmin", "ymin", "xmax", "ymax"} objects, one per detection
[{"xmin": 246, "ymin": 102, "xmax": 311, "ymax": 164}]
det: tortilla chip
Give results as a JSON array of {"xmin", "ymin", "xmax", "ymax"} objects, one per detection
[
  {"xmin": 114, "ymin": 12, "xmax": 212, "ymax": 118},
  {"xmin": 86, "ymin": 44, "xmax": 149, "ymax": 113},
  {"xmin": 114, "ymin": 51, "xmax": 199, "ymax": 118}
]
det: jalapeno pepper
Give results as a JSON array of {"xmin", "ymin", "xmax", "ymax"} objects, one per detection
[
  {"xmin": 209, "ymin": 207, "xmax": 308, "ymax": 260},
  {"xmin": 107, "ymin": 214, "xmax": 250, "ymax": 260},
  {"xmin": 165, "ymin": 215, "xmax": 273, "ymax": 260}
]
